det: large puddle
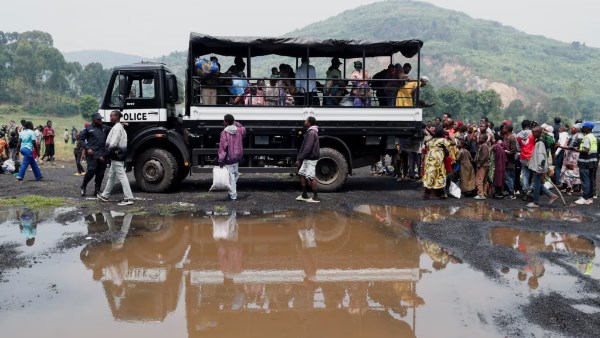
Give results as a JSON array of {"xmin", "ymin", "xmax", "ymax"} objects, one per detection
[{"xmin": 0, "ymin": 207, "xmax": 598, "ymax": 337}]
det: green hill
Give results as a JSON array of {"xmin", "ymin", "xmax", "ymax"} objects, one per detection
[
  {"xmin": 287, "ymin": 0, "xmax": 600, "ymax": 113},
  {"xmin": 63, "ymin": 50, "xmax": 148, "ymax": 68}
]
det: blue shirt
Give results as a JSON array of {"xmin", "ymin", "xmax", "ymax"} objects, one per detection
[{"xmin": 19, "ymin": 129, "xmax": 36, "ymax": 150}]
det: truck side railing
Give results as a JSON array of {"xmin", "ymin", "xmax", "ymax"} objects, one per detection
[{"xmin": 191, "ymin": 76, "xmax": 421, "ymax": 108}]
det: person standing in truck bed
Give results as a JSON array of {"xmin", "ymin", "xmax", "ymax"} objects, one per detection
[{"xmin": 296, "ymin": 116, "xmax": 321, "ymax": 203}]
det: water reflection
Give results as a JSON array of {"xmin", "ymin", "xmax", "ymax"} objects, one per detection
[
  {"xmin": 19, "ymin": 209, "xmax": 38, "ymax": 246},
  {"xmin": 489, "ymin": 227, "xmax": 596, "ymax": 288},
  {"xmin": 355, "ymin": 204, "xmax": 587, "ymax": 223},
  {"xmin": 80, "ymin": 210, "xmax": 421, "ymax": 337}
]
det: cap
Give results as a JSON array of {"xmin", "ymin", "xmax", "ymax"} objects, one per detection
[
  {"xmin": 502, "ymin": 120, "xmax": 512, "ymax": 125},
  {"xmin": 331, "ymin": 57, "xmax": 342, "ymax": 66},
  {"xmin": 91, "ymin": 113, "xmax": 103, "ymax": 121},
  {"xmin": 582, "ymin": 121, "xmax": 595, "ymax": 130},
  {"xmin": 544, "ymin": 125, "xmax": 554, "ymax": 134},
  {"xmin": 420, "ymin": 76, "xmax": 430, "ymax": 82},
  {"xmin": 353, "ymin": 61, "xmax": 363, "ymax": 67}
]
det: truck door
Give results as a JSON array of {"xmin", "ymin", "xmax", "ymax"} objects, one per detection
[{"xmin": 107, "ymin": 71, "xmax": 165, "ymax": 123}]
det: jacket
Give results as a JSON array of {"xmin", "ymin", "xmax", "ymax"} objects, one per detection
[
  {"xmin": 81, "ymin": 124, "xmax": 110, "ymax": 159},
  {"xmin": 218, "ymin": 122, "xmax": 246, "ymax": 165},
  {"xmin": 528, "ymin": 139, "xmax": 548, "ymax": 173},
  {"xmin": 298, "ymin": 126, "xmax": 320, "ymax": 161},
  {"xmin": 105, "ymin": 122, "xmax": 128, "ymax": 161}
]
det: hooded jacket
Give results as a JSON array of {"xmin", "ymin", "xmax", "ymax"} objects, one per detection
[
  {"xmin": 218, "ymin": 122, "xmax": 246, "ymax": 165},
  {"xmin": 298, "ymin": 126, "xmax": 320, "ymax": 161},
  {"xmin": 528, "ymin": 138, "xmax": 548, "ymax": 173}
]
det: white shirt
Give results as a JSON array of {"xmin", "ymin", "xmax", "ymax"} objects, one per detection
[
  {"xmin": 556, "ymin": 131, "xmax": 569, "ymax": 155},
  {"xmin": 295, "ymin": 62, "xmax": 317, "ymax": 94}
]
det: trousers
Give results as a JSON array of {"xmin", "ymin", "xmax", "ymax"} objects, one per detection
[{"xmin": 101, "ymin": 161, "xmax": 133, "ymax": 200}]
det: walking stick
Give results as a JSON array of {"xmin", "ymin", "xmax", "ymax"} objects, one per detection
[{"xmin": 547, "ymin": 177, "xmax": 567, "ymax": 205}]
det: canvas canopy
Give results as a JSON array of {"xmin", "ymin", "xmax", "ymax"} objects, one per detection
[{"xmin": 188, "ymin": 33, "xmax": 423, "ymax": 59}]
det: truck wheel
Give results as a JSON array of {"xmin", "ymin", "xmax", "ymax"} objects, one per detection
[
  {"xmin": 134, "ymin": 148, "xmax": 178, "ymax": 193},
  {"xmin": 315, "ymin": 147, "xmax": 348, "ymax": 192}
]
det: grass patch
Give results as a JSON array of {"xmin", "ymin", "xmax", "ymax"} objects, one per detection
[{"xmin": 0, "ymin": 195, "xmax": 67, "ymax": 209}]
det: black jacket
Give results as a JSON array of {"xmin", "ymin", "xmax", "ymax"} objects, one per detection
[{"xmin": 298, "ymin": 128, "xmax": 320, "ymax": 161}]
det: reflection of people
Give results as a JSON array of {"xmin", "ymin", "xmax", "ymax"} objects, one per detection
[
  {"xmin": 297, "ymin": 211, "xmax": 318, "ymax": 282},
  {"xmin": 212, "ymin": 213, "xmax": 242, "ymax": 281},
  {"xmin": 19, "ymin": 209, "xmax": 37, "ymax": 246}
]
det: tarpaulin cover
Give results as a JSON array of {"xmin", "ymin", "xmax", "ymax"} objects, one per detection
[{"xmin": 189, "ymin": 33, "xmax": 423, "ymax": 59}]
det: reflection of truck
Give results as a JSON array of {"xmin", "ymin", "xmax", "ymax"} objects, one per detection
[{"xmin": 98, "ymin": 34, "xmax": 424, "ymax": 192}]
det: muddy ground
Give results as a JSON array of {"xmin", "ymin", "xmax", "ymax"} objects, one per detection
[{"xmin": 1, "ymin": 164, "xmax": 600, "ymax": 337}]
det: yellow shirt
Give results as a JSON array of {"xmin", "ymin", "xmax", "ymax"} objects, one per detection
[{"xmin": 396, "ymin": 81, "xmax": 418, "ymax": 107}]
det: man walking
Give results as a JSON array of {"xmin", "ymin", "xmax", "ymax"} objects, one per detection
[
  {"xmin": 296, "ymin": 116, "xmax": 320, "ymax": 203},
  {"xmin": 97, "ymin": 111, "xmax": 134, "ymax": 206},
  {"xmin": 574, "ymin": 122, "xmax": 597, "ymax": 205},
  {"xmin": 218, "ymin": 114, "xmax": 246, "ymax": 201},
  {"xmin": 80, "ymin": 113, "xmax": 110, "ymax": 197}
]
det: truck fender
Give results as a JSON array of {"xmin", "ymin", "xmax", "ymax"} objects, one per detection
[{"xmin": 127, "ymin": 127, "xmax": 189, "ymax": 164}]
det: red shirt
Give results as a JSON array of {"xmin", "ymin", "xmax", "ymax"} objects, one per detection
[
  {"xmin": 517, "ymin": 133, "xmax": 534, "ymax": 161},
  {"xmin": 43, "ymin": 127, "xmax": 55, "ymax": 145}
]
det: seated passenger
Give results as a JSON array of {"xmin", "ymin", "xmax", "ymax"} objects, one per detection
[
  {"xmin": 396, "ymin": 76, "xmax": 429, "ymax": 107},
  {"xmin": 351, "ymin": 61, "xmax": 371, "ymax": 107},
  {"xmin": 278, "ymin": 65, "xmax": 296, "ymax": 106},
  {"xmin": 242, "ymin": 83, "xmax": 266, "ymax": 106},
  {"xmin": 265, "ymin": 76, "xmax": 279, "ymax": 106},
  {"xmin": 225, "ymin": 66, "xmax": 248, "ymax": 104},
  {"xmin": 351, "ymin": 61, "xmax": 370, "ymax": 85}
]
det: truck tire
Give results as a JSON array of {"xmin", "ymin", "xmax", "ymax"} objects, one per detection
[
  {"xmin": 315, "ymin": 147, "xmax": 348, "ymax": 192},
  {"xmin": 134, "ymin": 148, "xmax": 178, "ymax": 193}
]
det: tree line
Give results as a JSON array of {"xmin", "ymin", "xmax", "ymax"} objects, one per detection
[{"xmin": 0, "ymin": 30, "xmax": 110, "ymax": 118}]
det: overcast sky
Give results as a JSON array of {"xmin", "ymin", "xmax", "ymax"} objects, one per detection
[{"xmin": 2, "ymin": 0, "xmax": 599, "ymax": 57}]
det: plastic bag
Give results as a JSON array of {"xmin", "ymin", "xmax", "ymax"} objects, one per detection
[
  {"xmin": 449, "ymin": 181, "xmax": 461, "ymax": 199},
  {"xmin": 210, "ymin": 166, "xmax": 231, "ymax": 192},
  {"xmin": 195, "ymin": 58, "xmax": 219, "ymax": 77},
  {"xmin": 2, "ymin": 159, "xmax": 15, "ymax": 174}
]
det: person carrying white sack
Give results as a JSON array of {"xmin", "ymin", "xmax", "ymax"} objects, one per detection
[
  {"xmin": 217, "ymin": 114, "xmax": 246, "ymax": 201},
  {"xmin": 97, "ymin": 111, "xmax": 134, "ymax": 206}
]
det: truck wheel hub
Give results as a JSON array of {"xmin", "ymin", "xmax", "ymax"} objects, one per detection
[
  {"xmin": 143, "ymin": 159, "xmax": 164, "ymax": 183},
  {"xmin": 316, "ymin": 157, "xmax": 339, "ymax": 184}
]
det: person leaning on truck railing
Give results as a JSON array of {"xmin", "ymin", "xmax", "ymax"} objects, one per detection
[
  {"xmin": 395, "ymin": 76, "xmax": 429, "ymax": 107},
  {"xmin": 296, "ymin": 116, "xmax": 321, "ymax": 203}
]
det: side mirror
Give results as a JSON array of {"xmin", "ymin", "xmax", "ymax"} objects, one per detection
[{"xmin": 167, "ymin": 74, "xmax": 179, "ymax": 103}]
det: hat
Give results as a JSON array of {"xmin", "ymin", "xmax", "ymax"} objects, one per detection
[
  {"xmin": 502, "ymin": 120, "xmax": 512, "ymax": 125},
  {"xmin": 420, "ymin": 76, "xmax": 430, "ymax": 82},
  {"xmin": 544, "ymin": 125, "xmax": 554, "ymax": 134},
  {"xmin": 353, "ymin": 61, "xmax": 363, "ymax": 68},
  {"xmin": 91, "ymin": 113, "xmax": 103, "ymax": 121},
  {"xmin": 84, "ymin": 122, "xmax": 91, "ymax": 127},
  {"xmin": 582, "ymin": 121, "xmax": 595, "ymax": 130},
  {"xmin": 331, "ymin": 57, "xmax": 342, "ymax": 66}
]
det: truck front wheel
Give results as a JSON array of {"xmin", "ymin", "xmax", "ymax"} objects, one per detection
[
  {"xmin": 134, "ymin": 148, "xmax": 178, "ymax": 193},
  {"xmin": 315, "ymin": 147, "xmax": 348, "ymax": 192}
]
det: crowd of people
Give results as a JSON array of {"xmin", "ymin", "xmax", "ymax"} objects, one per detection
[
  {"xmin": 0, "ymin": 112, "xmax": 134, "ymax": 206},
  {"xmin": 404, "ymin": 114, "xmax": 599, "ymax": 208},
  {"xmin": 197, "ymin": 56, "xmax": 428, "ymax": 108}
]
